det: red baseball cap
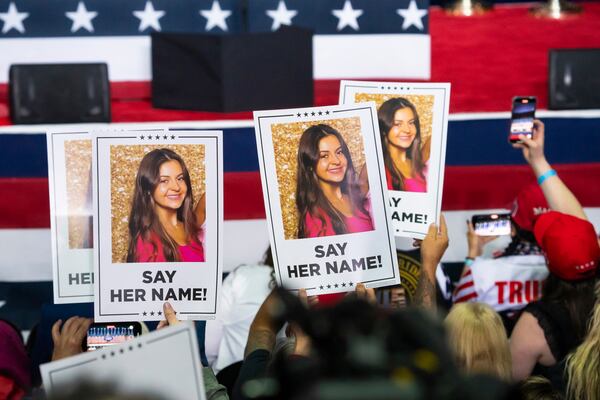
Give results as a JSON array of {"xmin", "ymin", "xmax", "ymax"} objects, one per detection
[
  {"xmin": 534, "ymin": 211, "xmax": 600, "ymax": 281},
  {"xmin": 510, "ymin": 183, "xmax": 550, "ymax": 232}
]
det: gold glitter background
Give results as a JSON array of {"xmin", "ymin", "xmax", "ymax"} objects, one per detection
[
  {"xmin": 110, "ymin": 145, "xmax": 205, "ymax": 263},
  {"xmin": 271, "ymin": 117, "xmax": 367, "ymax": 240},
  {"xmin": 65, "ymin": 139, "xmax": 93, "ymax": 249},
  {"xmin": 354, "ymin": 93, "xmax": 434, "ymax": 153}
]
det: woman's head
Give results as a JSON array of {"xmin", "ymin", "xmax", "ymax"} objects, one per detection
[
  {"xmin": 541, "ymin": 273, "xmax": 598, "ymax": 344},
  {"xmin": 297, "ymin": 124, "xmax": 354, "ymax": 188},
  {"xmin": 378, "ymin": 98, "xmax": 425, "ymax": 189},
  {"xmin": 295, "ymin": 124, "xmax": 364, "ymax": 238},
  {"xmin": 126, "ymin": 148, "xmax": 199, "ymax": 262},
  {"xmin": 445, "ymin": 303, "xmax": 512, "ymax": 381},
  {"xmin": 152, "ymin": 159, "xmax": 188, "ymax": 211}
]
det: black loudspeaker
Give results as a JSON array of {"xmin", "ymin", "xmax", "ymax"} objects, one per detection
[
  {"xmin": 9, "ymin": 63, "xmax": 111, "ymax": 124},
  {"xmin": 151, "ymin": 27, "xmax": 314, "ymax": 112},
  {"xmin": 549, "ymin": 49, "xmax": 600, "ymax": 110}
]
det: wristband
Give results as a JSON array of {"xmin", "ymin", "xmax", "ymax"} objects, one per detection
[
  {"xmin": 537, "ymin": 169, "xmax": 557, "ymax": 185},
  {"xmin": 465, "ymin": 257, "xmax": 475, "ymax": 267}
]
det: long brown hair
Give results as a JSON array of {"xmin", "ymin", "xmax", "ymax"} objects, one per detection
[
  {"xmin": 378, "ymin": 97, "xmax": 426, "ymax": 190},
  {"xmin": 295, "ymin": 124, "xmax": 367, "ymax": 238},
  {"xmin": 126, "ymin": 148, "xmax": 200, "ymax": 262},
  {"xmin": 542, "ymin": 273, "xmax": 598, "ymax": 344}
]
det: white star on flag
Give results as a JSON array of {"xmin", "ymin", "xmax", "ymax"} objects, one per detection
[
  {"xmin": 0, "ymin": 2, "xmax": 29, "ymax": 34},
  {"xmin": 200, "ymin": 1, "xmax": 232, "ymax": 32},
  {"xmin": 66, "ymin": 2, "xmax": 98, "ymax": 33},
  {"xmin": 397, "ymin": 0, "xmax": 428, "ymax": 31},
  {"xmin": 266, "ymin": 1, "xmax": 297, "ymax": 31},
  {"xmin": 332, "ymin": 0, "xmax": 363, "ymax": 31},
  {"xmin": 133, "ymin": 1, "xmax": 165, "ymax": 32}
]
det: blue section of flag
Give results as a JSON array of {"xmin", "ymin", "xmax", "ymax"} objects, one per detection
[
  {"xmin": 0, "ymin": 0, "xmax": 243, "ymax": 38},
  {"xmin": 247, "ymin": 0, "xmax": 429, "ymax": 34},
  {"xmin": 0, "ymin": 117, "xmax": 598, "ymax": 178}
]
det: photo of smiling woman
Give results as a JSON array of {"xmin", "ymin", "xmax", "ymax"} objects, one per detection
[
  {"xmin": 296, "ymin": 124, "xmax": 374, "ymax": 239},
  {"xmin": 126, "ymin": 148, "xmax": 205, "ymax": 263},
  {"xmin": 377, "ymin": 97, "xmax": 429, "ymax": 192}
]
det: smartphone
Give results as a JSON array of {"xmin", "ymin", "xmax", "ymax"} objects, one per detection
[
  {"xmin": 471, "ymin": 213, "xmax": 511, "ymax": 236},
  {"xmin": 86, "ymin": 322, "xmax": 142, "ymax": 351},
  {"xmin": 509, "ymin": 96, "xmax": 536, "ymax": 143}
]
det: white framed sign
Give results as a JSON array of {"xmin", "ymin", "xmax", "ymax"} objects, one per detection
[
  {"xmin": 92, "ymin": 128, "xmax": 223, "ymax": 322},
  {"xmin": 340, "ymin": 81, "xmax": 451, "ymax": 239},
  {"xmin": 47, "ymin": 131, "xmax": 94, "ymax": 303},
  {"xmin": 254, "ymin": 103, "xmax": 400, "ymax": 295},
  {"xmin": 40, "ymin": 323, "xmax": 206, "ymax": 400}
]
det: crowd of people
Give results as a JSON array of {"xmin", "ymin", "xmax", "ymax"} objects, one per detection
[{"xmin": 0, "ymin": 119, "xmax": 599, "ymax": 400}]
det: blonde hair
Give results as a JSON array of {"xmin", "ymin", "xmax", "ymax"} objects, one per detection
[
  {"xmin": 565, "ymin": 282, "xmax": 600, "ymax": 400},
  {"xmin": 519, "ymin": 376, "xmax": 563, "ymax": 400},
  {"xmin": 445, "ymin": 302, "xmax": 512, "ymax": 381}
]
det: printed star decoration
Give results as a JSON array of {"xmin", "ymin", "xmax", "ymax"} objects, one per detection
[
  {"xmin": 200, "ymin": 0, "xmax": 232, "ymax": 32},
  {"xmin": 266, "ymin": 0, "xmax": 297, "ymax": 31},
  {"xmin": 332, "ymin": 0, "xmax": 363, "ymax": 31},
  {"xmin": 0, "ymin": 2, "xmax": 29, "ymax": 34},
  {"xmin": 66, "ymin": 2, "xmax": 98, "ymax": 33},
  {"xmin": 133, "ymin": 1, "xmax": 165, "ymax": 32},
  {"xmin": 397, "ymin": 0, "xmax": 428, "ymax": 31}
]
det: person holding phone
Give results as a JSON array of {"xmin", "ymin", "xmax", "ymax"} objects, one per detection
[
  {"xmin": 452, "ymin": 183, "xmax": 550, "ymax": 325},
  {"xmin": 375, "ymin": 97, "xmax": 429, "ymax": 193},
  {"xmin": 296, "ymin": 124, "xmax": 374, "ymax": 238},
  {"xmin": 126, "ymin": 148, "xmax": 205, "ymax": 263},
  {"xmin": 453, "ymin": 120, "xmax": 565, "ymax": 327},
  {"xmin": 508, "ymin": 120, "xmax": 598, "ymax": 387}
]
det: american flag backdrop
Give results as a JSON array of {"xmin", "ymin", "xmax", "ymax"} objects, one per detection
[
  {"xmin": 0, "ymin": 1, "xmax": 600, "ymax": 330},
  {"xmin": 0, "ymin": 0, "xmax": 430, "ymax": 82}
]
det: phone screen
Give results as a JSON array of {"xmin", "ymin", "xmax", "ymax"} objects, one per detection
[
  {"xmin": 472, "ymin": 213, "xmax": 511, "ymax": 236},
  {"xmin": 86, "ymin": 323, "xmax": 141, "ymax": 351},
  {"xmin": 509, "ymin": 97, "xmax": 536, "ymax": 143}
]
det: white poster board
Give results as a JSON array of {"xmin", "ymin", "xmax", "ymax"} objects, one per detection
[
  {"xmin": 40, "ymin": 323, "xmax": 206, "ymax": 400},
  {"xmin": 47, "ymin": 131, "xmax": 94, "ymax": 303},
  {"xmin": 92, "ymin": 128, "xmax": 223, "ymax": 322},
  {"xmin": 339, "ymin": 81, "xmax": 451, "ymax": 239},
  {"xmin": 254, "ymin": 103, "xmax": 400, "ymax": 295}
]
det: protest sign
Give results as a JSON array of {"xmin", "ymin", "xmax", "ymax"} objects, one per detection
[
  {"xmin": 47, "ymin": 131, "xmax": 94, "ymax": 303},
  {"xmin": 93, "ymin": 128, "xmax": 222, "ymax": 322},
  {"xmin": 41, "ymin": 322, "xmax": 206, "ymax": 400},
  {"xmin": 254, "ymin": 103, "xmax": 399, "ymax": 295},
  {"xmin": 340, "ymin": 81, "xmax": 451, "ymax": 239}
]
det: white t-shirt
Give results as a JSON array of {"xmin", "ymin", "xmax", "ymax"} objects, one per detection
[
  {"xmin": 453, "ymin": 255, "xmax": 549, "ymax": 313},
  {"xmin": 205, "ymin": 264, "xmax": 274, "ymax": 373}
]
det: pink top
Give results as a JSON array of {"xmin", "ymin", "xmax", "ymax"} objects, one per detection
[
  {"xmin": 303, "ymin": 200, "xmax": 374, "ymax": 238},
  {"xmin": 385, "ymin": 168, "xmax": 426, "ymax": 193},
  {"xmin": 135, "ymin": 233, "xmax": 205, "ymax": 262}
]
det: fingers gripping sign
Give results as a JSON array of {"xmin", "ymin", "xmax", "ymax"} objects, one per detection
[{"xmin": 157, "ymin": 302, "xmax": 180, "ymax": 329}]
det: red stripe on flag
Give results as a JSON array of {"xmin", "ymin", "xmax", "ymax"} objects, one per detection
[
  {"xmin": 454, "ymin": 292, "xmax": 478, "ymax": 303},
  {"xmin": 442, "ymin": 163, "xmax": 600, "ymax": 211},
  {"xmin": 1, "ymin": 163, "xmax": 599, "ymax": 229},
  {"xmin": 224, "ymin": 171, "xmax": 265, "ymax": 220},
  {"xmin": 0, "ymin": 177, "xmax": 50, "ymax": 228},
  {"xmin": 455, "ymin": 280, "xmax": 475, "ymax": 293},
  {"xmin": 0, "ymin": 173, "xmax": 267, "ymax": 229}
]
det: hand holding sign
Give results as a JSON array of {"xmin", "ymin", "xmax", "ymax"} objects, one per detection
[
  {"xmin": 421, "ymin": 215, "xmax": 449, "ymax": 275},
  {"xmin": 415, "ymin": 215, "xmax": 449, "ymax": 311},
  {"xmin": 157, "ymin": 302, "xmax": 180, "ymax": 329}
]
